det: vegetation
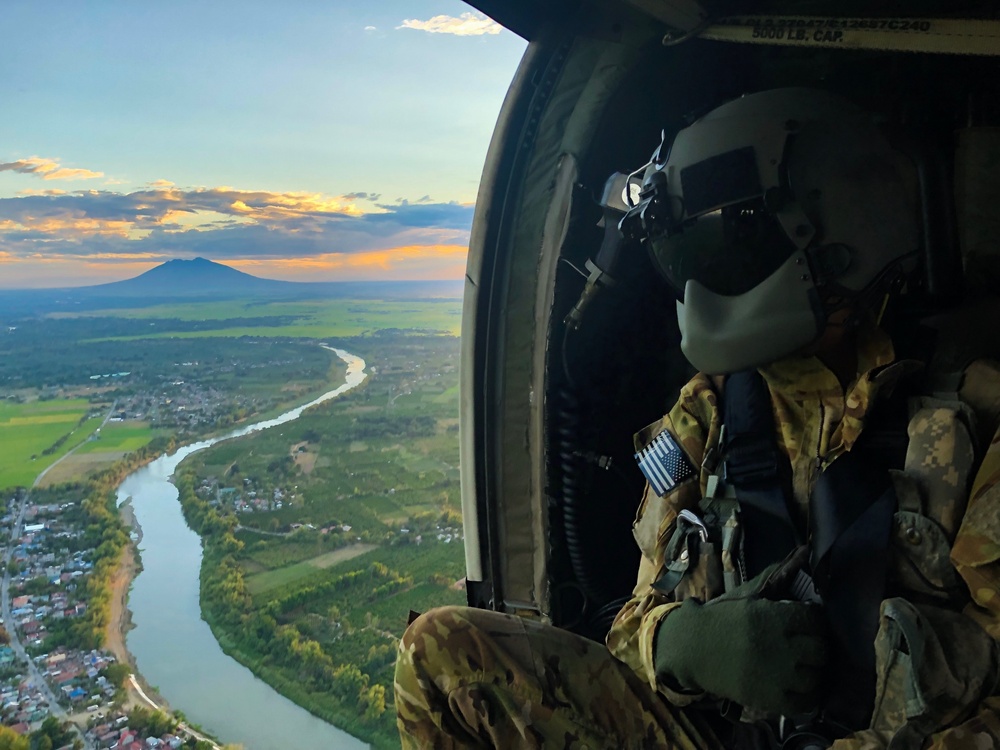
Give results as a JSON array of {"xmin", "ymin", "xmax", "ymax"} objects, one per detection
[
  {"xmin": 76, "ymin": 422, "xmax": 166, "ymax": 455},
  {"xmin": 0, "ymin": 400, "xmax": 104, "ymax": 488},
  {"xmin": 0, "ymin": 725, "xmax": 28, "ymax": 750},
  {"xmin": 29, "ymin": 717, "xmax": 75, "ymax": 750},
  {"xmin": 0, "ymin": 295, "xmax": 467, "ymax": 747},
  {"xmin": 125, "ymin": 707, "xmax": 179, "ymax": 738},
  {"xmin": 31, "ymin": 439, "xmax": 176, "ymax": 652},
  {"xmin": 179, "ymin": 333, "xmax": 465, "ymax": 749},
  {"xmin": 79, "ymin": 298, "xmax": 463, "ymax": 340}
]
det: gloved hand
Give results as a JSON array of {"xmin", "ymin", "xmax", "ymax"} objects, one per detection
[{"xmin": 654, "ymin": 570, "xmax": 830, "ymax": 716}]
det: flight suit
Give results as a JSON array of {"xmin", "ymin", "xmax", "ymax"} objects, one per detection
[{"xmin": 394, "ymin": 325, "xmax": 1000, "ymax": 749}]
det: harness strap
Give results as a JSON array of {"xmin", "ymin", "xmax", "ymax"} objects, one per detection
[
  {"xmin": 810, "ymin": 449, "xmax": 896, "ymax": 731},
  {"xmin": 722, "ymin": 368, "xmax": 910, "ymax": 733},
  {"xmin": 722, "ymin": 370, "xmax": 798, "ymax": 579}
]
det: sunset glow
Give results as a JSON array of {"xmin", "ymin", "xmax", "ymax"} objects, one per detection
[{"xmin": 0, "ymin": 1, "xmax": 527, "ymax": 288}]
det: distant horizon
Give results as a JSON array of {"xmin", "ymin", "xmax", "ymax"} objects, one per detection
[
  {"xmin": 0, "ymin": 1, "xmax": 526, "ymax": 288},
  {"xmin": 0, "ymin": 256, "xmax": 468, "ymax": 292}
]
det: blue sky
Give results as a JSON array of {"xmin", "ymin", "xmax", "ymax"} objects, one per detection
[{"xmin": 0, "ymin": 1, "xmax": 527, "ymax": 287}]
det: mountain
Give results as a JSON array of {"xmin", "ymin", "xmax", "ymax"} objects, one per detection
[
  {"xmin": 0, "ymin": 258, "xmax": 464, "ymax": 316},
  {"xmin": 90, "ymin": 257, "xmax": 293, "ymax": 297}
]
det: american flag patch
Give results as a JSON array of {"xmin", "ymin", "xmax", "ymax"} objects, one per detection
[{"xmin": 635, "ymin": 431, "xmax": 696, "ymax": 497}]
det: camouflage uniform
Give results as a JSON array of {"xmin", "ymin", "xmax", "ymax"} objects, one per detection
[{"xmin": 396, "ymin": 324, "xmax": 1000, "ymax": 748}]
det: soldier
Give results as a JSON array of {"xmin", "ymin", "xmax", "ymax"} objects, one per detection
[{"xmin": 394, "ymin": 88, "xmax": 1000, "ymax": 749}]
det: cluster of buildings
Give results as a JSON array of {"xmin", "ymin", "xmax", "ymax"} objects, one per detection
[
  {"xmin": 395, "ymin": 523, "xmax": 463, "ymax": 545},
  {"xmin": 0, "ymin": 658, "xmax": 52, "ymax": 733},
  {"xmin": 6, "ymin": 504, "xmax": 93, "ymax": 646},
  {"xmin": 40, "ymin": 649, "xmax": 116, "ymax": 707},
  {"xmin": 103, "ymin": 381, "xmax": 241, "ymax": 434},
  {"xmin": 85, "ymin": 720, "xmax": 186, "ymax": 750},
  {"xmin": 196, "ymin": 477, "xmax": 293, "ymax": 515},
  {"xmin": 0, "ymin": 498, "xmax": 120, "ymax": 740}
]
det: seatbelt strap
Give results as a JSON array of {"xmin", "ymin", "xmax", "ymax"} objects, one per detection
[
  {"xmin": 721, "ymin": 370, "xmax": 798, "ymax": 579},
  {"xmin": 810, "ymin": 450, "xmax": 896, "ymax": 731},
  {"xmin": 693, "ymin": 17, "xmax": 1000, "ymax": 56},
  {"xmin": 808, "ymin": 384, "xmax": 910, "ymax": 731},
  {"xmin": 722, "ymin": 368, "xmax": 908, "ymax": 731}
]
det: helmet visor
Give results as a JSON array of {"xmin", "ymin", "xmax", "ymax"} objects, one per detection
[{"xmin": 648, "ymin": 199, "xmax": 799, "ymax": 299}]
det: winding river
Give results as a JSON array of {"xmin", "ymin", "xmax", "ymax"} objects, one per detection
[{"xmin": 115, "ymin": 348, "xmax": 370, "ymax": 750}]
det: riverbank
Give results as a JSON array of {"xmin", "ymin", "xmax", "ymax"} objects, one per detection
[
  {"xmin": 99, "ymin": 349, "xmax": 356, "ymax": 724},
  {"xmin": 110, "ymin": 349, "xmax": 370, "ymax": 750},
  {"xmin": 106, "ymin": 500, "xmax": 170, "ymax": 714}
]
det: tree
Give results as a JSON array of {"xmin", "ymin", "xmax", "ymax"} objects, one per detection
[
  {"xmin": 360, "ymin": 684, "xmax": 387, "ymax": 720},
  {"xmin": 29, "ymin": 717, "xmax": 71, "ymax": 750},
  {"xmin": 0, "ymin": 725, "xmax": 28, "ymax": 750},
  {"xmin": 102, "ymin": 662, "xmax": 130, "ymax": 689}
]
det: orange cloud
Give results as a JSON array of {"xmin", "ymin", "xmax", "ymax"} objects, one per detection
[
  {"xmin": 0, "ymin": 156, "xmax": 104, "ymax": 181},
  {"xmin": 0, "ymin": 251, "xmax": 168, "ymax": 288},
  {"xmin": 229, "ymin": 243, "xmax": 468, "ymax": 281},
  {"xmin": 43, "ymin": 167, "xmax": 104, "ymax": 181},
  {"xmin": 0, "ymin": 214, "xmax": 138, "ymax": 238}
]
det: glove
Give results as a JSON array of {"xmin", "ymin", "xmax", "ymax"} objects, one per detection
[{"xmin": 654, "ymin": 570, "xmax": 830, "ymax": 716}]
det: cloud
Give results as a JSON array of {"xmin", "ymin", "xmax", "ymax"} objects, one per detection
[
  {"xmin": 364, "ymin": 25, "xmax": 376, "ymax": 31},
  {"xmin": 0, "ymin": 185, "xmax": 473, "ymax": 283},
  {"xmin": 148, "ymin": 179, "xmax": 174, "ymax": 188},
  {"xmin": 397, "ymin": 12, "xmax": 502, "ymax": 36},
  {"xmin": 228, "ymin": 244, "xmax": 467, "ymax": 281},
  {"xmin": 17, "ymin": 189, "xmax": 67, "ymax": 197},
  {"xmin": 0, "ymin": 156, "xmax": 104, "ymax": 181}
]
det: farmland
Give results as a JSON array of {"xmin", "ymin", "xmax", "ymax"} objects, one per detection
[
  {"xmin": 0, "ymin": 290, "xmax": 467, "ymax": 747},
  {"xmin": 74, "ymin": 298, "xmax": 463, "ymax": 340},
  {"xmin": 77, "ymin": 422, "xmax": 165, "ymax": 454},
  {"xmin": 178, "ymin": 332, "xmax": 464, "ymax": 748},
  {"xmin": 0, "ymin": 399, "xmax": 106, "ymax": 488}
]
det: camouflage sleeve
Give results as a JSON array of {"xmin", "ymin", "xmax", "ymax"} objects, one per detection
[
  {"xmin": 606, "ymin": 374, "xmax": 718, "ymax": 706},
  {"xmin": 833, "ymin": 397, "xmax": 1000, "ymax": 749},
  {"xmin": 952, "ymin": 414, "xmax": 1000, "ymax": 637}
]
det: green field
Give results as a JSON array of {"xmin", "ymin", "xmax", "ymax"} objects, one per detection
[
  {"xmin": 76, "ymin": 422, "xmax": 164, "ymax": 454},
  {"xmin": 177, "ymin": 334, "xmax": 464, "ymax": 747},
  {"xmin": 0, "ymin": 400, "xmax": 104, "ymax": 488},
  {"xmin": 73, "ymin": 298, "xmax": 463, "ymax": 340},
  {"xmin": 244, "ymin": 544, "xmax": 378, "ymax": 595}
]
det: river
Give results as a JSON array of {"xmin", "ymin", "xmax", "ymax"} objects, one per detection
[{"xmin": 115, "ymin": 348, "xmax": 370, "ymax": 750}]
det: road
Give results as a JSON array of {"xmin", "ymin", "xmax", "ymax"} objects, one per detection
[
  {"xmin": 128, "ymin": 675, "xmax": 220, "ymax": 749},
  {"xmin": 32, "ymin": 401, "xmax": 117, "ymax": 488},
  {"xmin": 1, "ymin": 490, "xmax": 92, "ymax": 749}
]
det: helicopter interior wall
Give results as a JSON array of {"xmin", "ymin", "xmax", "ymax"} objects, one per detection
[{"xmin": 545, "ymin": 36, "xmax": 1000, "ymax": 639}]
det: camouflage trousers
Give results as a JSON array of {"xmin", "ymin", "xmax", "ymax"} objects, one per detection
[{"xmin": 394, "ymin": 605, "xmax": 724, "ymax": 750}]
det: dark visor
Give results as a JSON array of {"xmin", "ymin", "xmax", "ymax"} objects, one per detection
[
  {"xmin": 681, "ymin": 146, "xmax": 762, "ymax": 216},
  {"xmin": 648, "ymin": 198, "xmax": 799, "ymax": 298}
]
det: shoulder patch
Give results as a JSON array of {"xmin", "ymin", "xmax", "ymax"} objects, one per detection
[{"xmin": 635, "ymin": 430, "xmax": 696, "ymax": 497}]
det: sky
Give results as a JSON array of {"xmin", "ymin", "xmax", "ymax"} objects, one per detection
[{"xmin": 0, "ymin": 1, "xmax": 527, "ymax": 288}]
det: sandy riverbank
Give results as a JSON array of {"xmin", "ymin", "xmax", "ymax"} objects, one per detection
[{"xmin": 107, "ymin": 500, "xmax": 171, "ymax": 714}]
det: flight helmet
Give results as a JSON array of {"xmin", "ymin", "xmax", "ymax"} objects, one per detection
[{"xmin": 631, "ymin": 87, "xmax": 921, "ymax": 374}]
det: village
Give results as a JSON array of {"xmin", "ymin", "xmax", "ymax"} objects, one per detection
[
  {"xmin": 0, "ymin": 489, "xmax": 211, "ymax": 749},
  {"xmin": 102, "ymin": 379, "xmax": 254, "ymax": 436}
]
